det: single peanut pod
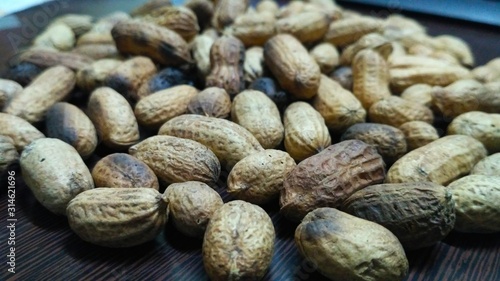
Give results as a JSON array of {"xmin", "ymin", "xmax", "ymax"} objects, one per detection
[
  {"xmin": 386, "ymin": 135, "xmax": 487, "ymax": 185},
  {"xmin": 256, "ymin": 0, "xmax": 279, "ymax": 15},
  {"xmin": 205, "ymin": 36, "xmax": 245, "ymax": 96},
  {"xmin": 185, "ymin": 0, "xmax": 214, "ymax": 30},
  {"xmin": 103, "ymin": 56, "xmax": 157, "ymax": 101},
  {"xmin": 0, "ymin": 79, "xmax": 22, "ymax": 109},
  {"xmin": 225, "ymin": 11, "xmax": 276, "ymax": 47},
  {"xmin": 187, "ymin": 87, "xmax": 231, "ymax": 118},
  {"xmin": 76, "ymin": 58, "xmax": 121, "ymax": 92},
  {"xmin": 212, "ymin": 0, "xmax": 249, "ymax": 30},
  {"xmin": 141, "ymin": 6, "xmax": 199, "ymax": 42},
  {"xmin": 72, "ymin": 44, "xmax": 120, "ymax": 60},
  {"xmin": 87, "ymin": 87, "xmax": 140, "ymax": 149},
  {"xmin": 431, "ymin": 79, "xmax": 493, "ymax": 118},
  {"xmin": 227, "ymin": 149, "xmax": 296, "ymax": 204},
  {"xmin": 310, "ymin": 43, "xmax": 339, "ymax": 74},
  {"xmin": 369, "ymin": 96, "xmax": 434, "ymax": 127},
  {"xmin": 340, "ymin": 33, "xmax": 393, "ymax": 66},
  {"xmin": 400, "ymin": 84, "xmax": 433, "ymax": 107},
  {"xmin": 164, "ymin": 181, "xmax": 223, "ymax": 237},
  {"xmin": 53, "ymin": 14, "xmax": 93, "ymax": 36},
  {"xmin": 4, "ymin": 66, "xmax": 75, "ymax": 123},
  {"xmin": 471, "ymin": 153, "xmax": 500, "ymax": 177},
  {"xmin": 284, "ymin": 102, "xmax": 331, "ymax": 161},
  {"xmin": 277, "ymin": 1, "xmax": 305, "ymax": 18},
  {"xmin": 67, "ymin": 188, "xmax": 168, "ymax": 247},
  {"xmin": 20, "ymin": 138, "xmax": 94, "ymax": 215},
  {"xmin": 472, "ymin": 58, "xmax": 500, "ymax": 83},
  {"xmin": 46, "ymin": 102, "xmax": 98, "ymax": 159},
  {"xmin": 158, "ymin": 114, "xmax": 264, "ymax": 169},
  {"xmin": 341, "ymin": 123, "xmax": 407, "ymax": 164},
  {"xmin": 483, "ymin": 82, "xmax": 500, "ymax": 113},
  {"xmin": 91, "ymin": 153, "xmax": 159, "ymax": 190},
  {"xmin": 324, "ymin": 17, "xmax": 383, "ymax": 47},
  {"xmin": 77, "ymin": 12, "xmax": 130, "ymax": 46},
  {"xmin": 191, "ymin": 34, "xmax": 214, "ymax": 78},
  {"xmin": 19, "ymin": 49, "xmax": 93, "ymax": 71},
  {"xmin": 111, "ymin": 19, "xmax": 192, "ymax": 66},
  {"xmin": 129, "ymin": 135, "xmax": 221, "ymax": 186},
  {"xmin": 399, "ymin": 121, "xmax": 439, "ymax": 151},
  {"xmin": 131, "ymin": 0, "xmax": 172, "ymax": 16},
  {"xmin": 276, "ymin": 11, "xmax": 330, "ymax": 44},
  {"xmin": 33, "ymin": 23, "xmax": 75, "ymax": 51},
  {"xmin": 390, "ymin": 66, "xmax": 470, "ymax": 93},
  {"xmin": 447, "ymin": 175, "xmax": 500, "ymax": 233},
  {"xmin": 389, "ymin": 55, "xmax": 458, "ymax": 69},
  {"xmin": 0, "ymin": 136, "xmax": 19, "ymax": 174},
  {"xmin": 243, "ymin": 47, "xmax": 264, "ymax": 83},
  {"xmin": 352, "ymin": 49, "xmax": 391, "ymax": 109},
  {"xmin": 306, "ymin": 0, "xmax": 343, "ymax": 19},
  {"xmin": 433, "ymin": 35, "xmax": 474, "ymax": 66},
  {"xmin": 134, "ymin": 85, "xmax": 198, "ymax": 128},
  {"xmin": 264, "ymin": 34, "xmax": 321, "ymax": 99},
  {"xmin": 0, "ymin": 113, "xmax": 45, "ymax": 151},
  {"xmin": 231, "ymin": 90, "xmax": 284, "ymax": 149},
  {"xmin": 447, "ymin": 111, "xmax": 500, "ymax": 153},
  {"xmin": 313, "ymin": 75, "xmax": 365, "ymax": 132}
]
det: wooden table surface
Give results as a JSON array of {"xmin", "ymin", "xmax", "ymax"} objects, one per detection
[{"xmin": 1, "ymin": 1, "xmax": 499, "ymax": 281}]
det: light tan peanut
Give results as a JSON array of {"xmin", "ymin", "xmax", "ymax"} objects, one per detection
[
  {"xmin": 313, "ymin": 75, "xmax": 366, "ymax": 132},
  {"xmin": 256, "ymin": 0, "xmax": 279, "ymax": 15},
  {"xmin": 471, "ymin": 153, "xmax": 500, "ymax": 176},
  {"xmin": 212, "ymin": 0, "xmax": 249, "ymax": 30},
  {"xmin": 72, "ymin": 44, "xmax": 120, "ymax": 60},
  {"xmin": 185, "ymin": 0, "xmax": 214, "ymax": 30},
  {"xmin": 447, "ymin": 111, "xmax": 500, "ymax": 153},
  {"xmin": 91, "ymin": 153, "xmax": 159, "ymax": 190},
  {"xmin": 306, "ymin": 0, "xmax": 342, "ymax": 19},
  {"xmin": 0, "ymin": 79, "xmax": 22, "ymax": 109},
  {"xmin": 227, "ymin": 149, "xmax": 296, "ymax": 204},
  {"xmin": 472, "ymin": 58, "xmax": 500, "ymax": 83},
  {"xmin": 158, "ymin": 114, "xmax": 264, "ymax": 169},
  {"xmin": 389, "ymin": 55, "xmax": 458, "ymax": 69},
  {"xmin": 111, "ymin": 19, "xmax": 192, "ymax": 65},
  {"xmin": 53, "ymin": 14, "xmax": 93, "ymax": 36},
  {"xmin": 276, "ymin": 11, "xmax": 330, "ymax": 44},
  {"xmin": 284, "ymin": 102, "xmax": 331, "ymax": 161},
  {"xmin": 483, "ymin": 82, "xmax": 500, "ymax": 113},
  {"xmin": 164, "ymin": 181, "xmax": 223, "ymax": 237},
  {"xmin": 131, "ymin": 0, "xmax": 172, "ymax": 16},
  {"xmin": 433, "ymin": 35, "xmax": 474, "ymax": 66},
  {"xmin": 341, "ymin": 123, "xmax": 407, "ymax": 164},
  {"xmin": 103, "ymin": 56, "xmax": 157, "ymax": 101},
  {"xmin": 187, "ymin": 87, "xmax": 231, "ymax": 118},
  {"xmin": 45, "ymin": 102, "xmax": 97, "ymax": 159},
  {"xmin": 87, "ymin": 87, "xmax": 140, "ymax": 149},
  {"xmin": 264, "ymin": 34, "xmax": 321, "ymax": 99},
  {"xmin": 77, "ymin": 12, "xmax": 130, "ymax": 45},
  {"xmin": 400, "ymin": 84, "xmax": 433, "ymax": 107},
  {"xmin": 386, "ymin": 135, "xmax": 487, "ymax": 185},
  {"xmin": 0, "ymin": 136, "xmax": 19, "ymax": 174},
  {"xmin": 33, "ymin": 23, "xmax": 75, "ymax": 51},
  {"xmin": 384, "ymin": 14, "xmax": 426, "ymax": 36},
  {"xmin": 310, "ymin": 43, "xmax": 339, "ymax": 74},
  {"xmin": 225, "ymin": 11, "xmax": 276, "ymax": 47},
  {"xmin": 324, "ymin": 17, "xmax": 383, "ymax": 47},
  {"xmin": 191, "ymin": 34, "xmax": 214, "ymax": 78},
  {"xmin": 447, "ymin": 175, "xmax": 500, "ymax": 233},
  {"xmin": 277, "ymin": 1, "xmax": 306, "ymax": 18},
  {"xmin": 19, "ymin": 48, "xmax": 93, "ymax": 71},
  {"xmin": 20, "ymin": 138, "xmax": 94, "ymax": 215},
  {"xmin": 0, "ymin": 113, "xmax": 45, "ymax": 151},
  {"xmin": 407, "ymin": 44, "xmax": 461, "ymax": 65},
  {"xmin": 399, "ymin": 121, "xmax": 439, "ymax": 151},
  {"xmin": 243, "ymin": 46, "xmax": 264, "ymax": 83},
  {"xmin": 295, "ymin": 208, "xmax": 409, "ymax": 281},
  {"xmin": 67, "ymin": 188, "xmax": 167, "ymax": 247},
  {"xmin": 76, "ymin": 58, "xmax": 122, "ymax": 92},
  {"xmin": 4, "ymin": 66, "xmax": 75, "ymax": 123},
  {"xmin": 431, "ymin": 79, "xmax": 497, "ymax": 118},
  {"xmin": 390, "ymin": 66, "xmax": 470, "ymax": 93},
  {"xmin": 352, "ymin": 49, "xmax": 391, "ymax": 109},
  {"xmin": 129, "ymin": 135, "xmax": 221, "ymax": 186},
  {"xmin": 231, "ymin": 90, "xmax": 283, "ymax": 149},
  {"xmin": 134, "ymin": 85, "xmax": 198, "ymax": 128},
  {"xmin": 203, "ymin": 200, "xmax": 275, "ymax": 281},
  {"xmin": 340, "ymin": 33, "xmax": 392, "ymax": 66},
  {"xmin": 206, "ymin": 36, "xmax": 245, "ymax": 96},
  {"xmin": 369, "ymin": 96, "xmax": 434, "ymax": 127},
  {"xmin": 141, "ymin": 6, "xmax": 199, "ymax": 42}
]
